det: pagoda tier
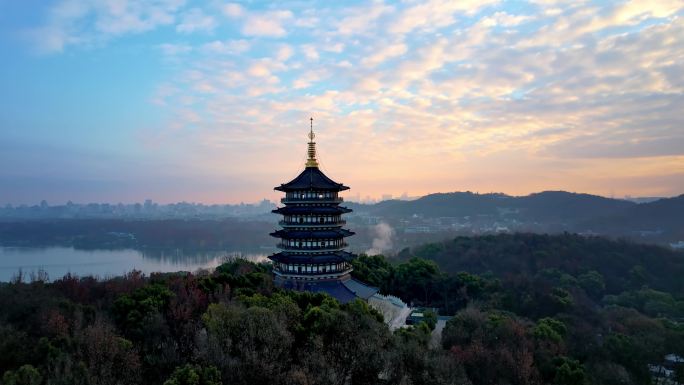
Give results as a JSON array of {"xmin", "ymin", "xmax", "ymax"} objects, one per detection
[
  {"xmin": 270, "ymin": 229, "xmax": 354, "ymax": 239},
  {"xmin": 270, "ymin": 251, "xmax": 355, "ymax": 264},
  {"xmin": 268, "ymin": 120, "xmax": 378, "ymax": 304},
  {"xmin": 272, "ymin": 205, "xmax": 352, "ymax": 215}
]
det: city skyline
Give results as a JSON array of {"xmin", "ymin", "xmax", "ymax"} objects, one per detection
[{"xmin": 1, "ymin": 0, "xmax": 683, "ymax": 205}]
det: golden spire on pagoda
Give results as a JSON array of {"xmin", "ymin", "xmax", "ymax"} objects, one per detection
[{"xmin": 306, "ymin": 117, "xmax": 319, "ymax": 168}]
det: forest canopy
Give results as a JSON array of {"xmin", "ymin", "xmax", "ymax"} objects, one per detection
[{"xmin": 1, "ymin": 233, "xmax": 683, "ymax": 385}]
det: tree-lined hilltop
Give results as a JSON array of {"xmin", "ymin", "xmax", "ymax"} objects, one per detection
[{"xmin": 1, "ymin": 233, "xmax": 683, "ymax": 384}]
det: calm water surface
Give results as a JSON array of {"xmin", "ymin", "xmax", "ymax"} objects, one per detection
[{"xmin": 0, "ymin": 247, "xmax": 271, "ymax": 282}]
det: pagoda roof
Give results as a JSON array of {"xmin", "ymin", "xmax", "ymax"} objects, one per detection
[
  {"xmin": 272, "ymin": 205, "xmax": 352, "ymax": 215},
  {"xmin": 275, "ymin": 167, "xmax": 350, "ymax": 192},
  {"xmin": 279, "ymin": 277, "xmax": 378, "ymax": 304},
  {"xmin": 270, "ymin": 229, "xmax": 354, "ymax": 239},
  {"xmin": 269, "ymin": 251, "xmax": 355, "ymax": 264},
  {"xmin": 341, "ymin": 277, "xmax": 379, "ymax": 300}
]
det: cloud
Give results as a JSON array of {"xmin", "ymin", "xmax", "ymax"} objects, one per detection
[
  {"xmin": 17, "ymin": 0, "xmax": 684, "ymax": 200},
  {"xmin": 362, "ymin": 42, "xmax": 407, "ymax": 66},
  {"xmin": 26, "ymin": 0, "xmax": 186, "ymax": 53},
  {"xmin": 480, "ymin": 11, "xmax": 532, "ymax": 27},
  {"xmin": 176, "ymin": 8, "xmax": 216, "ymax": 33},
  {"xmin": 158, "ymin": 43, "xmax": 192, "ymax": 55},
  {"xmin": 300, "ymin": 44, "xmax": 319, "ymax": 61},
  {"xmin": 388, "ymin": 0, "xmax": 499, "ymax": 35},
  {"xmin": 276, "ymin": 44, "xmax": 294, "ymax": 61},
  {"xmin": 241, "ymin": 10, "xmax": 293, "ymax": 37},
  {"xmin": 200, "ymin": 39, "xmax": 250, "ymax": 55},
  {"xmin": 247, "ymin": 62, "xmax": 271, "ymax": 77},
  {"xmin": 222, "ymin": 3, "xmax": 245, "ymax": 18},
  {"xmin": 335, "ymin": 2, "xmax": 394, "ymax": 35}
]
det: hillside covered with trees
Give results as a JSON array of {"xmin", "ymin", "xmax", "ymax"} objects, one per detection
[{"xmin": 1, "ymin": 233, "xmax": 683, "ymax": 384}]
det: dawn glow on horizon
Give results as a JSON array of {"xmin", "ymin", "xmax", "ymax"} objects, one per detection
[{"xmin": 1, "ymin": 0, "xmax": 683, "ymax": 204}]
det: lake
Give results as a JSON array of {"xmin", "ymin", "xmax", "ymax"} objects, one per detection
[{"xmin": 0, "ymin": 246, "xmax": 271, "ymax": 282}]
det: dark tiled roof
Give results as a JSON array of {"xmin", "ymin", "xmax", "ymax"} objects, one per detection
[
  {"xmin": 275, "ymin": 167, "xmax": 349, "ymax": 192},
  {"xmin": 270, "ymin": 229, "xmax": 354, "ymax": 239},
  {"xmin": 341, "ymin": 277, "xmax": 379, "ymax": 300},
  {"xmin": 279, "ymin": 277, "xmax": 378, "ymax": 303},
  {"xmin": 272, "ymin": 205, "xmax": 352, "ymax": 215},
  {"xmin": 269, "ymin": 251, "xmax": 355, "ymax": 264},
  {"xmin": 280, "ymin": 279, "xmax": 357, "ymax": 303}
]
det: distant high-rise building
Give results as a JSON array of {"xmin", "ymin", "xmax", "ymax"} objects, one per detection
[{"xmin": 269, "ymin": 119, "xmax": 378, "ymax": 303}]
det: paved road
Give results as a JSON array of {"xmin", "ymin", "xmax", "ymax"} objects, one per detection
[{"xmin": 430, "ymin": 319, "xmax": 447, "ymax": 348}]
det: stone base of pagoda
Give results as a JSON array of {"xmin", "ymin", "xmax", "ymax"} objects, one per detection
[
  {"xmin": 273, "ymin": 268, "xmax": 353, "ymax": 283},
  {"xmin": 274, "ymin": 272, "xmax": 378, "ymax": 304}
]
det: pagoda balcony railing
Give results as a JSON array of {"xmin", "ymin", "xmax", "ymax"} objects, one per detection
[
  {"xmin": 278, "ymin": 220, "xmax": 346, "ymax": 227},
  {"xmin": 281, "ymin": 197, "xmax": 343, "ymax": 204},
  {"xmin": 276, "ymin": 242, "xmax": 348, "ymax": 251},
  {"xmin": 274, "ymin": 267, "xmax": 353, "ymax": 276}
]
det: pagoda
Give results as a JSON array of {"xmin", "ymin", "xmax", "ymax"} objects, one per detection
[{"xmin": 269, "ymin": 119, "xmax": 378, "ymax": 303}]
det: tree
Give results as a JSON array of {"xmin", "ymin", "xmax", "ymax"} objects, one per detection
[
  {"xmin": 578, "ymin": 271, "xmax": 605, "ymax": 299},
  {"xmin": 163, "ymin": 365, "xmax": 221, "ymax": 385},
  {"xmin": 351, "ymin": 254, "xmax": 394, "ymax": 290},
  {"xmin": 533, "ymin": 317, "xmax": 567, "ymax": 344},
  {"xmin": 422, "ymin": 310, "xmax": 438, "ymax": 331},
  {"xmin": 78, "ymin": 319, "xmax": 141, "ymax": 385},
  {"xmin": 111, "ymin": 284, "xmax": 173, "ymax": 339},
  {"xmin": 2, "ymin": 365, "xmax": 42, "ymax": 385},
  {"xmin": 202, "ymin": 303, "xmax": 294, "ymax": 384},
  {"xmin": 393, "ymin": 258, "xmax": 440, "ymax": 305},
  {"xmin": 553, "ymin": 357, "xmax": 586, "ymax": 385}
]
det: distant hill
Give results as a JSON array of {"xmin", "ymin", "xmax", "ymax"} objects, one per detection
[
  {"xmin": 350, "ymin": 191, "xmax": 635, "ymax": 222},
  {"xmin": 580, "ymin": 194, "xmax": 684, "ymax": 240},
  {"xmin": 405, "ymin": 232, "xmax": 684, "ymax": 295},
  {"xmin": 347, "ymin": 191, "xmax": 684, "ymax": 244}
]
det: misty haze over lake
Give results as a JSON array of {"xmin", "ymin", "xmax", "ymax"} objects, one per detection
[{"xmin": 0, "ymin": 247, "xmax": 269, "ymax": 282}]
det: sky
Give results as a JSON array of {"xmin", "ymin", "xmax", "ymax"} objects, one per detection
[{"xmin": 0, "ymin": 0, "xmax": 683, "ymax": 205}]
